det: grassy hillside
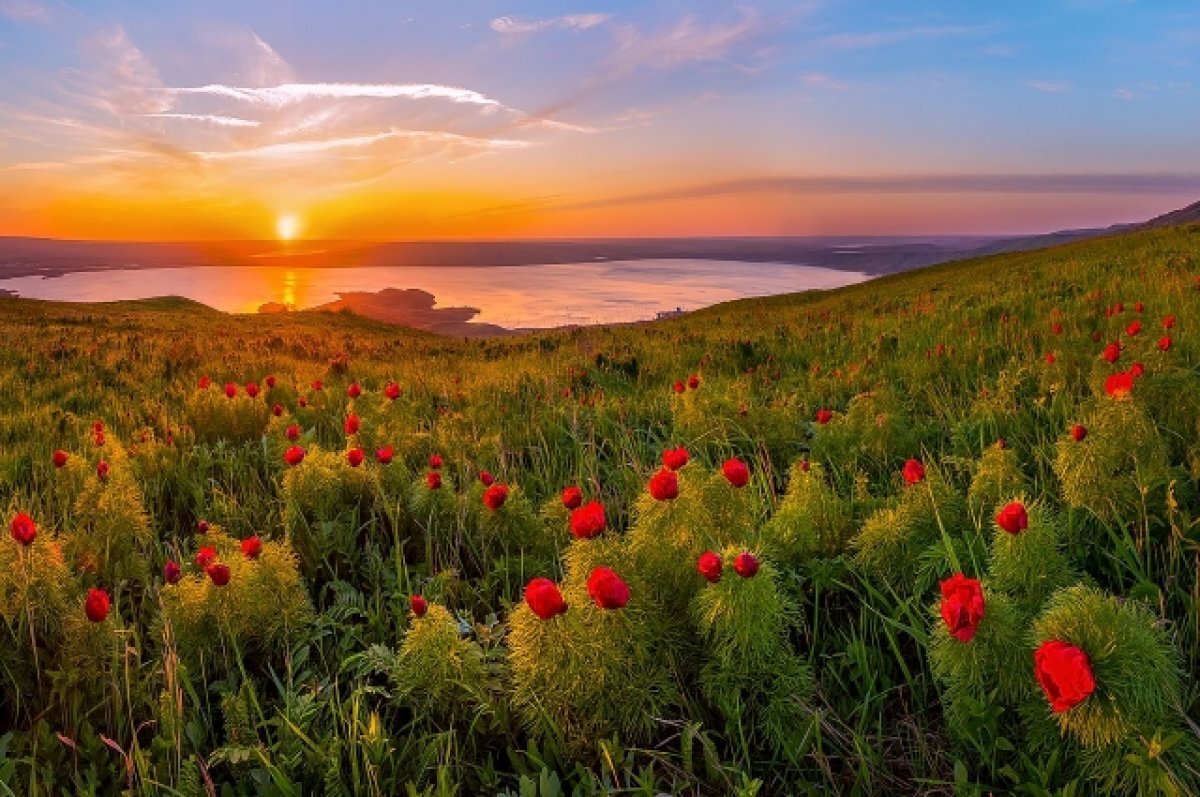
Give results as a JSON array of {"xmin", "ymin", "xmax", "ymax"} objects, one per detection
[{"xmin": 1, "ymin": 224, "xmax": 1199, "ymax": 795}]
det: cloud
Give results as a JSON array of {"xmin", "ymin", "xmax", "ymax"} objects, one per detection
[
  {"xmin": 799, "ymin": 72, "xmax": 849, "ymax": 90},
  {"xmin": 194, "ymin": 129, "xmax": 530, "ymax": 161},
  {"xmin": 163, "ymin": 82, "xmax": 511, "ymax": 111},
  {"xmin": 142, "ymin": 113, "xmax": 261, "ymax": 128},
  {"xmin": 0, "ymin": 0, "xmax": 51, "ymax": 22},
  {"xmin": 1029, "ymin": 80, "xmax": 1071, "ymax": 93},
  {"xmin": 490, "ymin": 13, "xmax": 610, "ymax": 35},
  {"xmin": 820, "ymin": 25, "xmax": 991, "ymax": 50},
  {"xmin": 607, "ymin": 8, "xmax": 770, "ymax": 73},
  {"xmin": 81, "ymin": 26, "xmax": 171, "ymax": 116},
  {"xmin": 1115, "ymin": 88, "xmax": 1136, "ymax": 100}
]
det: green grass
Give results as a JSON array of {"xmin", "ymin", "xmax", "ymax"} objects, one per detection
[{"xmin": 1, "ymin": 224, "xmax": 1199, "ymax": 795}]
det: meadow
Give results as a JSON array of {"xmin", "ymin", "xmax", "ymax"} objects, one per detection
[{"xmin": 1, "ymin": 224, "xmax": 1199, "ymax": 795}]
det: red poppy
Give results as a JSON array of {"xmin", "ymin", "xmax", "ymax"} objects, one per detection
[
  {"xmin": 1044, "ymin": 352, "xmax": 1056, "ymax": 364},
  {"xmin": 285, "ymin": 424, "xmax": 300, "ymax": 441},
  {"xmin": 1134, "ymin": 301, "xmax": 1144, "ymax": 313},
  {"xmin": 272, "ymin": 403, "xmax": 284, "ymax": 417},
  {"xmin": 347, "ymin": 448, "xmax": 365, "ymax": 468},
  {"xmin": 1102, "ymin": 342, "xmax": 1121, "ymax": 363},
  {"xmin": 483, "ymin": 483, "xmax": 509, "ymax": 510},
  {"xmin": 197, "ymin": 519, "xmax": 209, "ymax": 534},
  {"xmin": 1125, "ymin": 320, "xmax": 1142, "ymax": 337},
  {"xmin": 298, "ymin": 397, "xmax": 308, "ymax": 408},
  {"xmin": 648, "ymin": 469, "xmax": 679, "ymax": 501},
  {"xmin": 1163, "ymin": 314, "xmax": 1176, "ymax": 329},
  {"xmin": 426, "ymin": 471, "xmax": 442, "ymax": 490},
  {"xmin": 429, "ymin": 453, "xmax": 443, "ymax": 469},
  {"xmin": 1071, "ymin": 424, "xmax": 1087, "ymax": 441},
  {"xmin": 10, "ymin": 512, "xmax": 36, "ymax": 546},
  {"xmin": 224, "ymin": 383, "xmax": 237, "ymax": 399},
  {"xmin": 815, "ymin": 408, "xmax": 833, "ymax": 425},
  {"xmin": 662, "ymin": 447, "xmax": 688, "ymax": 471},
  {"xmin": 347, "ymin": 382, "xmax": 362, "ymax": 399},
  {"xmin": 1158, "ymin": 335, "xmax": 1172, "ymax": 352},
  {"xmin": 569, "ymin": 501, "xmax": 606, "ymax": 539},
  {"xmin": 195, "ymin": 546, "xmax": 217, "ymax": 569},
  {"xmin": 85, "ymin": 588, "xmax": 110, "ymax": 623},
  {"xmin": 524, "ymin": 577, "xmax": 568, "ymax": 620},
  {"xmin": 561, "ymin": 485, "xmax": 583, "ymax": 510},
  {"xmin": 206, "ymin": 563, "xmax": 231, "ymax": 586},
  {"xmin": 198, "ymin": 376, "xmax": 211, "ymax": 390},
  {"xmin": 284, "ymin": 445, "xmax": 306, "ymax": 466},
  {"xmin": 479, "ymin": 470, "xmax": 495, "ymax": 486},
  {"xmin": 311, "ymin": 380, "xmax": 324, "ymax": 391},
  {"xmin": 241, "ymin": 535, "xmax": 263, "ymax": 560},
  {"xmin": 687, "ymin": 374, "xmax": 700, "ymax": 390},
  {"xmin": 385, "ymin": 381, "xmax": 401, "ymax": 400},
  {"xmin": 96, "ymin": 460, "xmax": 110, "ymax": 480},
  {"xmin": 163, "ymin": 560, "xmax": 181, "ymax": 584},
  {"xmin": 375, "ymin": 446, "xmax": 394, "ymax": 465},
  {"xmin": 245, "ymin": 382, "xmax": 260, "ymax": 398},
  {"xmin": 53, "ymin": 449, "xmax": 69, "ymax": 468},
  {"xmin": 722, "ymin": 458, "xmax": 750, "ymax": 488},
  {"xmin": 265, "ymin": 375, "xmax": 277, "ymax": 389},
  {"xmin": 1051, "ymin": 322, "xmax": 1064, "ymax": 335},
  {"xmin": 696, "ymin": 550, "xmax": 722, "ymax": 583},
  {"xmin": 344, "ymin": 413, "xmax": 361, "ymax": 435},
  {"xmin": 410, "ymin": 594, "xmax": 428, "ymax": 617},
  {"xmin": 995, "ymin": 501, "xmax": 1029, "ymax": 534},
  {"xmin": 1130, "ymin": 362, "xmax": 1145, "ymax": 378},
  {"xmin": 672, "ymin": 380, "xmax": 685, "ymax": 394},
  {"xmin": 1105, "ymin": 371, "xmax": 1134, "ymax": 399},
  {"xmin": 939, "ymin": 573, "xmax": 985, "ymax": 642},
  {"xmin": 587, "ymin": 567, "xmax": 630, "ymax": 609},
  {"xmin": 902, "ymin": 458, "xmax": 925, "ymax": 485},
  {"xmin": 1034, "ymin": 640, "xmax": 1096, "ymax": 713},
  {"xmin": 733, "ymin": 551, "xmax": 760, "ymax": 578}
]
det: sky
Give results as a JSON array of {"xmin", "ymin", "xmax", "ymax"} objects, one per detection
[{"xmin": 1, "ymin": 0, "xmax": 1199, "ymax": 240}]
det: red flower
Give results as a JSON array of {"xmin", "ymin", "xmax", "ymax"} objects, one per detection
[
  {"xmin": 1125, "ymin": 320, "xmax": 1142, "ymax": 337},
  {"xmin": 587, "ymin": 567, "xmax": 630, "ymax": 610},
  {"xmin": 696, "ymin": 550, "xmax": 722, "ymax": 583},
  {"xmin": 1163, "ymin": 314, "xmax": 1176, "ymax": 329},
  {"xmin": 939, "ymin": 573, "xmax": 985, "ymax": 642},
  {"xmin": 197, "ymin": 519, "xmax": 209, "ymax": 534},
  {"xmin": 375, "ymin": 446, "xmax": 394, "ymax": 464},
  {"xmin": 661, "ymin": 446, "xmax": 688, "ymax": 471},
  {"xmin": 733, "ymin": 551, "xmax": 760, "ymax": 578},
  {"xmin": 1134, "ymin": 301, "xmax": 1144, "ymax": 313},
  {"xmin": 344, "ymin": 413, "xmax": 361, "ymax": 435},
  {"xmin": 687, "ymin": 374, "xmax": 700, "ymax": 390},
  {"xmin": 53, "ymin": 449, "xmax": 69, "ymax": 468},
  {"xmin": 1044, "ymin": 352, "xmax": 1056, "ymax": 364},
  {"xmin": 298, "ymin": 397, "xmax": 308, "ymax": 408},
  {"xmin": 1071, "ymin": 424, "xmax": 1087, "ymax": 442},
  {"xmin": 1034, "ymin": 640, "xmax": 1096, "ymax": 713},
  {"xmin": 265, "ymin": 375, "xmax": 277, "ymax": 388},
  {"xmin": 672, "ymin": 380, "xmax": 685, "ymax": 394},
  {"xmin": 198, "ymin": 375, "xmax": 211, "ymax": 390},
  {"xmin": 1051, "ymin": 322, "xmax": 1064, "ymax": 335},
  {"xmin": 346, "ymin": 448, "xmax": 365, "ymax": 467},
  {"xmin": 425, "ymin": 471, "xmax": 442, "ymax": 490},
  {"xmin": 206, "ymin": 563, "xmax": 231, "ymax": 586},
  {"xmin": 10, "ymin": 512, "xmax": 36, "ymax": 546},
  {"xmin": 347, "ymin": 382, "xmax": 362, "ymax": 399},
  {"xmin": 1102, "ymin": 342, "xmax": 1121, "ymax": 363},
  {"xmin": 96, "ymin": 460, "xmax": 110, "ymax": 480},
  {"xmin": 483, "ymin": 483, "xmax": 509, "ymax": 510},
  {"xmin": 524, "ymin": 577, "xmax": 568, "ymax": 620},
  {"xmin": 569, "ymin": 501, "xmax": 606, "ymax": 539},
  {"xmin": 385, "ymin": 381, "xmax": 401, "ymax": 400},
  {"xmin": 1104, "ymin": 371, "xmax": 1134, "ymax": 399},
  {"xmin": 284, "ymin": 445, "xmax": 306, "ymax": 466},
  {"xmin": 902, "ymin": 458, "xmax": 925, "ymax": 485},
  {"xmin": 648, "ymin": 469, "xmax": 679, "ymax": 501},
  {"xmin": 195, "ymin": 546, "xmax": 217, "ymax": 569},
  {"xmin": 429, "ymin": 453, "xmax": 443, "ymax": 469},
  {"xmin": 241, "ymin": 535, "xmax": 263, "ymax": 559},
  {"xmin": 285, "ymin": 424, "xmax": 300, "ymax": 441},
  {"xmin": 85, "ymin": 588, "xmax": 110, "ymax": 623},
  {"xmin": 561, "ymin": 485, "xmax": 583, "ymax": 510},
  {"xmin": 272, "ymin": 403, "xmax": 284, "ymax": 417},
  {"xmin": 311, "ymin": 380, "xmax": 323, "ymax": 391},
  {"xmin": 245, "ymin": 382, "xmax": 260, "ymax": 398},
  {"xmin": 224, "ymin": 383, "xmax": 237, "ymax": 399},
  {"xmin": 1158, "ymin": 335, "xmax": 1172, "ymax": 352},
  {"xmin": 995, "ymin": 501, "xmax": 1029, "ymax": 534},
  {"xmin": 163, "ymin": 560, "xmax": 181, "ymax": 584},
  {"xmin": 722, "ymin": 458, "xmax": 749, "ymax": 488},
  {"xmin": 410, "ymin": 594, "xmax": 428, "ymax": 617},
  {"xmin": 479, "ymin": 470, "xmax": 495, "ymax": 486},
  {"xmin": 815, "ymin": 408, "xmax": 833, "ymax": 425}
]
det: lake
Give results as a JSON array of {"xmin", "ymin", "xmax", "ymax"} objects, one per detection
[{"xmin": 0, "ymin": 259, "xmax": 870, "ymax": 329}]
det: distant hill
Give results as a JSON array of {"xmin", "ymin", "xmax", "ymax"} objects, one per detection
[{"xmin": 1138, "ymin": 198, "xmax": 1200, "ymax": 229}]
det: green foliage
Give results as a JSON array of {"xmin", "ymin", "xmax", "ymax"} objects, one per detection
[
  {"xmin": 760, "ymin": 460, "xmax": 853, "ymax": 562},
  {"xmin": 186, "ymin": 386, "xmax": 271, "ymax": 444},
  {"xmin": 391, "ymin": 604, "xmax": 489, "ymax": 729}
]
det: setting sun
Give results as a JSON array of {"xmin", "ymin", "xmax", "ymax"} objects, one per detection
[{"xmin": 277, "ymin": 214, "xmax": 300, "ymax": 241}]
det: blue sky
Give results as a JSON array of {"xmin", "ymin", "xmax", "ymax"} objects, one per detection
[{"xmin": 1, "ymin": 0, "xmax": 1198, "ymax": 238}]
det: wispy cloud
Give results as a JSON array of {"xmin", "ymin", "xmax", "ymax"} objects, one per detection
[
  {"xmin": 142, "ymin": 113, "xmax": 262, "ymax": 128},
  {"xmin": 820, "ymin": 25, "xmax": 991, "ymax": 50},
  {"xmin": 490, "ymin": 13, "xmax": 610, "ymax": 35},
  {"xmin": 607, "ymin": 7, "xmax": 771, "ymax": 73},
  {"xmin": 1029, "ymin": 80, "xmax": 1071, "ymax": 93},
  {"xmin": 0, "ymin": 0, "xmax": 52, "ymax": 23},
  {"xmin": 799, "ymin": 72, "xmax": 849, "ymax": 91},
  {"xmin": 163, "ymin": 82, "xmax": 510, "ymax": 111},
  {"xmin": 195, "ymin": 129, "xmax": 530, "ymax": 161}
]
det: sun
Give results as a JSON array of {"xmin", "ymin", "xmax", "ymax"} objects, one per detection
[{"xmin": 276, "ymin": 214, "xmax": 300, "ymax": 241}]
